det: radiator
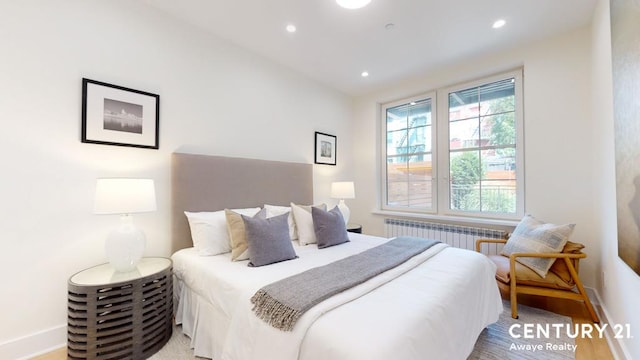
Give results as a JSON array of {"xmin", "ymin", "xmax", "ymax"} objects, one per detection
[{"xmin": 384, "ymin": 218, "xmax": 508, "ymax": 255}]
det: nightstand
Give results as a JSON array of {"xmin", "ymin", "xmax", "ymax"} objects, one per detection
[
  {"xmin": 67, "ymin": 257, "xmax": 173, "ymax": 360},
  {"xmin": 346, "ymin": 223, "xmax": 362, "ymax": 233}
]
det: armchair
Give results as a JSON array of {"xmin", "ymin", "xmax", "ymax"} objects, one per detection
[{"xmin": 476, "ymin": 238, "xmax": 599, "ymax": 323}]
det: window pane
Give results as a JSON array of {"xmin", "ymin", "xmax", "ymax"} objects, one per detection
[
  {"xmin": 408, "ymin": 155, "xmax": 432, "ymax": 181},
  {"xmin": 387, "ymin": 162, "xmax": 408, "ymax": 206},
  {"xmin": 449, "ymin": 150, "xmax": 481, "ymax": 211},
  {"xmin": 480, "ymin": 113, "xmax": 516, "ymax": 148},
  {"xmin": 480, "ymin": 179, "xmax": 516, "ymax": 213},
  {"xmin": 387, "ymin": 106, "xmax": 408, "ymax": 132},
  {"xmin": 407, "ymin": 125, "xmax": 431, "ymax": 153},
  {"xmin": 478, "ymin": 149, "xmax": 517, "ymax": 213},
  {"xmin": 482, "ymin": 148, "xmax": 516, "ymax": 180},
  {"xmin": 408, "ymin": 155, "xmax": 433, "ymax": 208},
  {"xmin": 385, "ymin": 96, "xmax": 433, "ymax": 210},
  {"xmin": 409, "ymin": 181, "xmax": 432, "ymax": 207},
  {"xmin": 448, "ymin": 75, "xmax": 520, "ymax": 216},
  {"xmin": 388, "ymin": 99, "xmax": 432, "ymax": 128},
  {"xmin": 387, "ymin": 154, "xmax": 432, "ymax": 208},
  {"xmin": 450, "ymin": 118, "xmax": 480, "ymax": 150},
  {"xmin": 387, "ymin": 130, "xmax": 407, "ymax": 156},
  {"xmin": 479, "ymin": 78, "xmax": 515, "ymax": 116},
  {"xmin": 449, "ymin": 88, "xmax": 479, "ymax": 121},
  {"xmin": 408, "ymin": 100, "xmax": 432, "ymax": 126}
]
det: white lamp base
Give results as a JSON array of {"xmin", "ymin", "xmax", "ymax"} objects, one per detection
[
  {"xmin": 106, "ymin": 215, "xmax": 146, "ymax": 272},
  {"xmin": 337, "ymin": 199, "xmax": 351, "ymax": 225}
]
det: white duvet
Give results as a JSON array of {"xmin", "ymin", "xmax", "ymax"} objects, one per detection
[{"xmin": 171, "ymin": 233, "xmax": 502, "ymax": 360}]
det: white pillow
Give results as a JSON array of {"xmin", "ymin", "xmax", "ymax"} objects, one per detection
[
  {"xmin": 264, "ymin": 204, "xmax": 297, "ymax": 240},
  {"xmin": 185, "ymin": 207, "xmax": 261, "ymax": 256},
  {"xmin": 290, "ymin": 203, "xmax": 326, "ymax": 246}
]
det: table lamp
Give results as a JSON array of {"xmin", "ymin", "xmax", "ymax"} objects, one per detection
[
  {"xmin": 94, "ymin": 178, "xmax": 156, "ymax": 272},
  {"xmin": 331, "ymin": 181, "xmax": 355, "ymax": 224}
]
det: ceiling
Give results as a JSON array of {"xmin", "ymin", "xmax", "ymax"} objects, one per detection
[{"xmin": 142, "ymin": 0, "xmax": 598, "ymax": 96}]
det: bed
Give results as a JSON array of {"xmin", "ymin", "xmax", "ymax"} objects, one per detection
[{"xmin": 170, "ymin": 153, "xmax": 503, "ymax": 360}]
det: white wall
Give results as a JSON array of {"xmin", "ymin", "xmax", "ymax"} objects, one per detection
[
  {"xmin": 592, "ymin": 0, "xmax": 640, "ymax": 358},
  {"xmin": 351, "ymin": 5, "xmax": 640, "ymax": 357},
  {"xmin": 352, "ymin": 27, "xmax": 601, "ymax": 287},
  {"xmin": 0, "ymin": 1, "xmax": 353, "ymax": 358}
]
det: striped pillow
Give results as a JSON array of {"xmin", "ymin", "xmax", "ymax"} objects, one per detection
[{"xmin": 501, "ymin": 215, "xmax": 575, "ymax": 277}]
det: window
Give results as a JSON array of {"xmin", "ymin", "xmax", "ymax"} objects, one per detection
[
  {"xmin": 381, "ymin": 70, "xmax": 524, "ymax": 220},
  {"xmin": 384, "ymin": 95, "xmax": 436, "ymax": 210}
]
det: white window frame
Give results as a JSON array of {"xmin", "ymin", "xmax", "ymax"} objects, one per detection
[
  {"xmin": 379, "ymin": 69, "xmax": 525, "ymax": 221},
  {"xmin": 380, "ymin": 91, "xmax": 437, "ymax": 214}
]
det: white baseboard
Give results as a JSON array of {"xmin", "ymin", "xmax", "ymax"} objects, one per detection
[
  {"xmin": 586, "ymin": 286, "xmax": 633, "ymax": 360},
  {"xmin": 0, "ymin": 323, "xmax": 66, "ymax": 360}
]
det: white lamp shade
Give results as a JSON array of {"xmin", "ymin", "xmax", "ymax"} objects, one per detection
[
  {"xmin": 94, "ymin": 178, "xmax": 157, "ymax": 215},
  {"xmin": 336, "ymin": 0, "xmax": 371, "ymax": 9},
  {"xmin": 331, "ymin": 181, "xmax": 355, "ymax": 199}
]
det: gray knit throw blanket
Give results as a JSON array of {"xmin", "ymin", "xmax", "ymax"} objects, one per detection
[{"xmin": 250, "ymin": 236, "xmax": 440, "ymax": 331}]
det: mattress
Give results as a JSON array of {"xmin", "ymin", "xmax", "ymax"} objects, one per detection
[{"xmin": 171, "ymin": 232, "xmax": 502, "ymax": 360}]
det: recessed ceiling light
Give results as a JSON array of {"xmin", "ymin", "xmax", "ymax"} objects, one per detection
[
  {"xmin": 361, "ymin": 71, "xmax": 369, "ymax": 77},
  {"xmin": 492, "ymin": 19, "xmax": 506, "ymax": 29},
  {"xmin": 336, "ymin": 0, "xmax": 372, "ymax": 10},
  {"xmin": 286, "ymin": 24, "xmax": 296, "ymax": 33}
]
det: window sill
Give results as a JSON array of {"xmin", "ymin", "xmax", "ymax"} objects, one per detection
[{"xmin": 371, "ymin": 209, "xmax": 520, "ymax": 228}]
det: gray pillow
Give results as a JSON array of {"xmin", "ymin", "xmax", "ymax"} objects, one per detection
[
  {"xmin": 312, "ymin": 206, "xmax": 350, "ymax": 249},
  {"xmin": 242, "ymin": 212, "xmax": 297, "ymax": 267}
]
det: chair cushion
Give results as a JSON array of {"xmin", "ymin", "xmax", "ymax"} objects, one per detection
[
  {"xmin": 548, "ymin": 240, "xmax": 584, "ymax": 283},
  {"xmin": 489, "ymin": 255, "xmax": 575, "ymax": 290},
  {"xmin": 501, "ymin": 215, "xmax": 575, "ymax": 277}
]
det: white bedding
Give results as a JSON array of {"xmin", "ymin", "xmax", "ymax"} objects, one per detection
[{"xmin": 171, "ymin": 233, "xmax": 502, "ymax": 360}]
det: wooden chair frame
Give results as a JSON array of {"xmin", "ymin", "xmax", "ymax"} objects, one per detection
[{"xmin": 476, "ymin": 238, "xmax": 599, "ymax": 323}]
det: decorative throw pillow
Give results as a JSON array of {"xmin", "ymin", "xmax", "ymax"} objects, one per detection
[
  {"xmin": 242, "ymin": 212, "xmax": 297, "ymax": 267},
  {"xmin": 226, "ymin": 208, "xmax": 267, "ymax": 261},
  {"xmin": 312, "ymin": 206, "xmax": 350, "ymax": 249},
  {"xmin": 501, "ymin": 215, "xmax": 575, "ymax": 277},
  {"xmin": 290, "ymin": 203, "xmax": 327, "ymax": 246},
  {"xmin": 548, "ymin": 241, "xmax": 585, "ymax": 284},
  {"xmin": 264, "ymin": 204, "xmax": 298, "ymax": 240},
  {"xmin": 184, "ymin": 208, "xmax": 260, "ymax": 256}
]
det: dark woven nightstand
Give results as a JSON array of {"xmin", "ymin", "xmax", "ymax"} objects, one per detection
[
  {"xmin": 346, "ymin": 223, "xmax": 362, "ymax": 233},
  {"xmin": 67, "ymin": 257, "xmax": 173, "ymax": 360}
]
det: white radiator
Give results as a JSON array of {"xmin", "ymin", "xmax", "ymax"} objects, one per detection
[{"xmin": 384, "ymin": 218, "xmax": 508, "ymax": 255}]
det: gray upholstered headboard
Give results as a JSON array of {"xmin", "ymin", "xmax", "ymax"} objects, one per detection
[{"xmin": 171, "ymin": 153, "xmax": 313, "ymax": 253}]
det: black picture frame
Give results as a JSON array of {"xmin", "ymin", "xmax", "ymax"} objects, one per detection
[
  {"xmin": 81, "ymin": 78, "xmax": 160, "ymax": 149},
  {"xmin": 314, "ymin": 131, "xmax": 337, "ymax": 165}
]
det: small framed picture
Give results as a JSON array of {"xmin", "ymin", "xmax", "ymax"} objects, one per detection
[
  {"xmin": 314, "ymin": 131, "xmax": 337, "ymax": 165},
  {"xmin": 81, "ymin": 78, "xmax": 160, "ymax": 149}
]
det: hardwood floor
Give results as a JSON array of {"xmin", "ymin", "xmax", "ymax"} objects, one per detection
[
  {"xmin": 32, "ymin": 293, "xmax": 615, "ymax": 360},
  {"xmin": 505, "ymin": 290, "xmax": 614, "ymax": 360},
  {"xmin": 30, "ymin": 347, "xmax": 66, "ymax": 360}
]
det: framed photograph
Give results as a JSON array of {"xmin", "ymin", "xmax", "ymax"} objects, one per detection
[
  {"xmin": 611, "ymin": 0, "xmax": 640, "ymax": 277},
  {"xmin": 314, "ymin": 131, "xmax": 337, "ymax": 165},
  {"xmin": 82, "ymin": 78, "xmax": 159, "ymax": 149}
]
